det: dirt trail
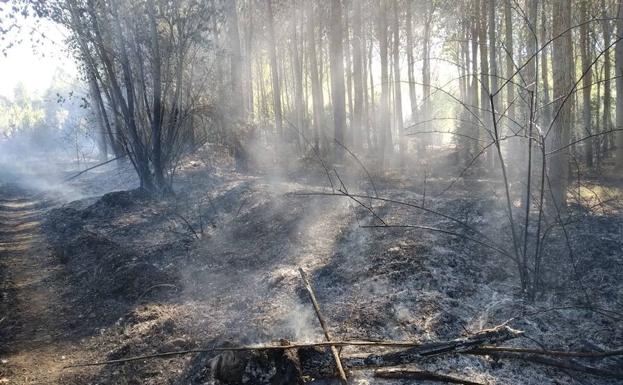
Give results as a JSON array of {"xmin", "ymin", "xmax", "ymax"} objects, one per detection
[{"xmin": 0, "ymin": 187, "xmax": 71, "ymax": 384}]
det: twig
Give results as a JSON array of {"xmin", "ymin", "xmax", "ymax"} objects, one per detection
[
  {"xmin": 171, "ymin": 212, "xmax": 200, "ymax": 239},
  {"xmin": 298, "ymin": 267, "xmax": 348, "ymax": 384}
]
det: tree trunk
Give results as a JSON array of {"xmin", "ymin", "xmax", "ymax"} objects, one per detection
[
  {"xmin": 306, "ymin": 2, "xmax": 324, "ymax": 152},
  {"xmin": 405, "ymin": 1, "xmax": 417, "ymax": 122},
  {"xmin": 540, "ymin": 0, "xmax": 551, "ymax": 125},
  {"xmin": 344, "ymin": 5, "xmax": 354, "ymax": 148},
  {"xmin": 228, "ymin": 0, "xmax": 245, "ymax": 120},
  {"xmin": 392, "ymin": 0, "xmax": 404, "ymax": 163},
  {"xmin": 601, "ymin": 0, "xmax": 613, "ymax": 159},
  {"xmin": 291, "ymin": 8, "xmax": 304, "ymax": 151},
  {"xmin": 421, "ymin": 2, "xmax": 432, "ymax": 156},
  {"xmin": 550, "ymin": 0, "xmax": 573, "ymax": 210},
  {"xmin": 330, "ymin": 0, "xmax": 346, "ymax": 160},
  {"xmin": 504, "ymin": 0, "xmax": 515, "ymax": 130},
  {"xmin": 579, "ymin": 0, "xmax": 593, "ymax": 168},
  {"xmin": 377, "ymin": 0, "xmax": 392, "ymax": 167},
  {"xmin": 352, "ymin": 0, "xmax": 364, "ymax": 152},
  {"xmin": 266, "ymin": 0, "xmax": 283, "ymax": 139},
  {"xmin": 616, "ymin": 0, "xmax": 623, "ymax": 168}
]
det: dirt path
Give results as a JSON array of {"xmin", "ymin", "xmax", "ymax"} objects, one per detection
[{"xmin": 0, "ymin": 186, "xmax": 71, "ymax": 384}]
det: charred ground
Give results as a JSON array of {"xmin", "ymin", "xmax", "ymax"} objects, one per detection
[{"xmin": 1, "ymin": 150, "xmax": 622, "ymax": 385}]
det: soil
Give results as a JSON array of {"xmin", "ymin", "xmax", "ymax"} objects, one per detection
[{"xmin": 1, "ymin": 151, "xmax": 622, "ymax": 385}]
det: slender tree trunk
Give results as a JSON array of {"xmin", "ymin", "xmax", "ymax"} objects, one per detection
[
  {"xmin": 550, "ymin": 0, "xmax": 573, "ymax": 210},
  {"xmin": 540, "ymin": 0, "xmax": 551, "ymax": 125},
  {"xmin": 368, "ymin": 34, "xmax": 377, "ymax": 149},
  {"xmin": 344, "ymin": 4, "xmax": 354, "ymax": 148},
  {"xmin": 352, "ymin": 0, "xmax": 364, "ymax": 151},
  {"xmin": 616, "ymin": 0, "xmax": 623, "ymax": 168},
  {"xmin": 307, "ymin": 2, "xmax": 324, "ymax": 152},
  {"xmin": 291, "ymin": 8, "xmax": 304, "ymax": 151},
  {"xmin": 406, "ymin": 1, "xmax": 417, "ymax": 121},
  {"xmin": 266, "ymin": 0, "xmax": 283, "ymax": 139},
  {"xmin": 243, "ymin": 4, "xmax": 254, "ymax": 119},
  {"xmin": 330, "ymin": 0, "xmax": 346, "ymax": 160},
  {"xmin": 228, "ymin": 0, "xmax": 244, "ymax": 120},
  {"xmin": 378, "ymin": 0, "xmax": 392, "ymax": 167},
  {"xmin": 580, "ymin": 0, "xmax": 593, "ymax": 168},
  {"xmin": 601, "ymin": 0, "xmax": 613, "ymax": 158},
  {"xmin": 421, "ymin": 2, "xmax": 432, "ymax": 156},
  {"xmin": 392, "ymin": 0, "xmax": 404, "ymax": 163},
  {"xmin": 504, "ymin": 0, "xmax": 516, "ymax": 129},
  {"xmin": 469, "ymin": 1, "xmax": 479, "ymax": 162}
]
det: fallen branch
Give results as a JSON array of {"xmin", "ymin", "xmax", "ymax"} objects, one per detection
[
  {"xmin": 374, "ymin": 369, "xmax": 486, "ymax": 385},
  {"xmin": 340, "ymin": 324, "xmax": 523, "ymax": 369},
  {"xmin": 63, "ymin": 327, "xmax": 521, "ymax": 369},
  {"xmin": 64, "ymin": 156, "xmax": 126, "ymax": 182},
  {"xmin": 472, "ymin": 346, "xmax": 623, "ymax": 358},
  {"xmin": 298, "ymin": 267, "xmax": 348, "ymax": 384},
  {"xmin": 468, "ymin": 350, "xmax": 623, "ymax": 379}
]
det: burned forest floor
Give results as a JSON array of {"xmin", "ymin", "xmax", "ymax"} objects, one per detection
[{"xmin": 1, "ymin": 146, "xmax": 623, "ymax": 385}]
